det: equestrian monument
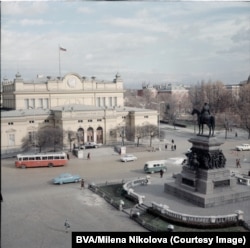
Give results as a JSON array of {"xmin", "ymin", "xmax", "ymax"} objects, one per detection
[{"xmin": 164, "ymin": 103, "xmax": 250, "ymax": 208}]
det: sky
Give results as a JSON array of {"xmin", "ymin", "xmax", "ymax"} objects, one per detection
[{"xmin": 1, "ymin": 1, "xmax": 250, "ymax": 89}]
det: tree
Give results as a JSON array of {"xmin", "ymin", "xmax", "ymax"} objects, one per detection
[
  {"xmin": 21, "ymin": 126, "xmax": 65, "ymax": 152},
  {"xmin": 142, "ymin": 124, "xmax": 158, "ymax": 147},
  {"xmin": 66, "ymin": 130, "xmax": 77, "ymax": 151},
  {"xmin": 237, "ymin": 83, "xmax": 250, "ymax": 138}
]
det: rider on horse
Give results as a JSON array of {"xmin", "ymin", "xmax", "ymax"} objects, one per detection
[{"xmin": 201, "ymin": 102, "xmax": 210, "ymax": 122}]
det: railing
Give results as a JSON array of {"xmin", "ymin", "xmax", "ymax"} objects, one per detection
[
  {"xmin": 150, "ymin": 201, "xmax": 244, "ymax": 227},
  {"xmin": 88, "ymin": 178, "xmax": 248, "ymax": 230},
  {"xmin": 235, "ymin": 175, "xmax": 250, "ymax": 186},
  {"xmin": 88, "ymin": 182, "xmax": 122, "ymax": 210},
  {"xmin": 123, "ymin": 177, "xmax": 150, "ymax": 204}
]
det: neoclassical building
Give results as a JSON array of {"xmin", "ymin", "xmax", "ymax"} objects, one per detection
[{"xmin": 1, "ymin": 72, "xmax": 157, "ymax": 154}]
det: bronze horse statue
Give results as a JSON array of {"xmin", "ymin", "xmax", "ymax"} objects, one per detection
[{"xmin": 191, "ymin": 108, "xmax": 215, "ymax": 136}]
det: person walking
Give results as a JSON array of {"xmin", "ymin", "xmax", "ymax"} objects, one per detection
[
  {"xmin": 160, "ymin": 169, "xmax": 164, "ymax": 178},
  {"xmin": 236, "ymin": 158, "xmax": 241, "ymax": 168},
  {"xmin": 64, "ymin": 219, "xmax": 70, "ymax": 233},
  {"xmin": 81, "ymin": 179, "xmax": 84, "ymax": 189},
  {"xmin": 87, "ymin": 152, "xmax": 90, "ymax": 160}
]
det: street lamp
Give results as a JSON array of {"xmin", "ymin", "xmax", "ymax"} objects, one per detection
[
  {"xmin": 152, "ymin": 101, "xmax": 165, "ymax": 150},
  {"xmin": 28, "ymin": 106, "xmax": 36, "ymax": 153}
]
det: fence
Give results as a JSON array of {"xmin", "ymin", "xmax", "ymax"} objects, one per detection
[{"xmin": 150, "ymin": 201, "xmax": 244, "ymax": 228}]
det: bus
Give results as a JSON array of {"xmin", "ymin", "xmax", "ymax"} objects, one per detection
[
  {"xmin": 15, "ymin": 152, "xmax": 68, "ymax": 169},
  {"xmin": 144, "ymin": 160, "xmax": 167, "ymax": 174}
]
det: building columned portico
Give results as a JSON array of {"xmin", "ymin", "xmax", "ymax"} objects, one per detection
[{"xmin": 1, "ymin": 72, "xmax": 158, "ymax": 154}]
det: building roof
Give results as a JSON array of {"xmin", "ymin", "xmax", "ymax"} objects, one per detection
[
  {"xmin": 1, "ymin": 108, "xmax": 51, "ymax": 117},
  {"xmin": 1, "ymin": 104, "xmax": 156, "ymax": 118}
]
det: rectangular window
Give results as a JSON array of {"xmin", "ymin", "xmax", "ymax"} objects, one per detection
[
  {"xmin": 114, "ymin": 97, "xmax": 117, "ymax": 106},
  {"xmin": 8, "ymin": 133, "xmax": 15, "ymax": 146},
  {"xmin": 24, "ymin": 99, "xmax": 29, "ymax": 109},
  {"xmin": 43, "ymin": 98, "xmax": 48, "ymax": 109},
  {"xmin": 30, "ymin": 99, "xmax": 35, "ymax": 109},
  {"xmin": 28, "ymin": 132, "xmax": 32, "ymax": 142},
  {"xmin": 38, "ymin": 98, "xmax": 43, "ymax": 108},
  {"xmin": 109, "ymin": 97, "xmax": 112, "ymax": 107},
  {"xmin": 97, "ymin": 97, "xmax": 101, "ymax": 107}
]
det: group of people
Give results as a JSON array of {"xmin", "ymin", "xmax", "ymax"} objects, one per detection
[{"xmin": 165, "ymin": 139, "xmax": 177, "ymax": 151}]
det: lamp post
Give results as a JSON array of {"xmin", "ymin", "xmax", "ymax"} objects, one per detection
[
  {"xmin": 28, "ymin": 106, "xmax": 36, "ymax": 153},
  {"xmin": 152, "ymin": 101, "xmax": 165, "ymax": 150}
]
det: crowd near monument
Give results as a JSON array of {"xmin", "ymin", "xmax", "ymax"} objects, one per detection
[{"xmin": 165, "ymin": 103, "xmax": 250, "ymax": 208}]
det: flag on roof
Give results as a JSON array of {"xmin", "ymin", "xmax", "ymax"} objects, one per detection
[{"xmin": 59, "ymin": 46, "xmax": 67, "ymax": 51}]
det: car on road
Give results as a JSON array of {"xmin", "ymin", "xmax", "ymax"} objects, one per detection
[
  {"xmin": 235, "ymin": 144, "xmax": 250, "ymax": 151},
  {"xmin": 82, "ymin": 142, "xmax": 102, "ymax": 149},
  {"xmin": 144, "ymin": 160, "xmax": 167, "ymax": 173},
  {"xmin": 53, "ymin": 173, "xmax": 81, "ymax": 185},
  {"xmin": 120, "ymin": 154, "xmax": 137, "ymax": 162}
]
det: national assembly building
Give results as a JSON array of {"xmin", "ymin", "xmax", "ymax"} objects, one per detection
[{"xmin": 1, "ymin": 72, "xmax": 157, "ymax": 155}]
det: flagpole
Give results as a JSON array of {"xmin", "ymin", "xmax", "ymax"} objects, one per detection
[
  {"xmin": 58, "ymin": 45, "xmax": 66, "ymax": 77},
  {"xmin": 59, "ymin": 45, "xmax": 61, "ymax": 77}
]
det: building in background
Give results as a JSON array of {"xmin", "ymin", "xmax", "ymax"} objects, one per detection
[{"xmin": 1, "ymin": 72, "xmax": 157, "ymax": 155}]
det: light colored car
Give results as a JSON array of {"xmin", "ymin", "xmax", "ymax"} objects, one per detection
[
  {"xmin": 120, "ymin": 154, "xmax": 137, "ymax": 162},
  {"xmin": 53, "ymin": 173, "xmax": 81, "ymax": 185},
  {"xmin": 235, "ymin": 144, "xmax": 250, "ymax": 151}
]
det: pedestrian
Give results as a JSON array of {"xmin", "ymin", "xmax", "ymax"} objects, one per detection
[
  {"xmin": 174, "ymin": 144, "xmax": 176, "ymax": 150},
  {"xmin": 235, "ymin": 132, "xmax": 238, "ymax": 137},
  {"xmin": 165, "ymin": 144, "xmax": 168, "ymax": 150},
  {"xmin": 172, "ymin": 139, "xmax": 174, "ymax": 144},
  {"xmin": 67, "ymin": 153, "xmax": 70, "ymax": 160},
  {"xmin": 160, "ymin": 169, "xmax": 164, "ymax": 178},
  {"xmin": 238, "ymin": 158, "xmax": 241, "ymax": 168},
  {"xmin": 64, "ymin": 219, "xmax": 70, "ymax": 233},
  {"xmin": 81, "ymin": 179, "xmax": 84, "ymax": 189},
  {"xmin": 236, "ymin": 158, "xmax": 241, "ymax": 168},
  {"xmin": 87, "ymin": 152, "xmax": 90, "ymax": 160}
]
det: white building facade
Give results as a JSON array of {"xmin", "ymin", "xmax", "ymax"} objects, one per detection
[{"xmin": 1, "ymin": 72, "xmax": 157, "ymax": 154}]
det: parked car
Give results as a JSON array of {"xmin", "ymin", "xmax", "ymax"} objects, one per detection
[
  {"xmin": 235, "ymin": 144, "xmax": 250, "ymax": 151},
  {"xmin": 53, "ymin": 173, "xmax": 81, "ymax": 185},
  {"xmin": 83, "ymin": 142, "xmax": 101, "ymax": 149},
  {"xmin": 120, "ymin": 154, "xmax": 137, "ymax": 162}
]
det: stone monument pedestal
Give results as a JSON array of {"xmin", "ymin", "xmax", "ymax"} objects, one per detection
[{"xmin": 164, "ymin": 135, "xmax": 250, "ymax": 208}]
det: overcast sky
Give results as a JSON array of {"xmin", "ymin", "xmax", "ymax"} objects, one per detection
[{"xmin": 1, "ymin": 1, "xmax": 250, "ymax": 88}]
